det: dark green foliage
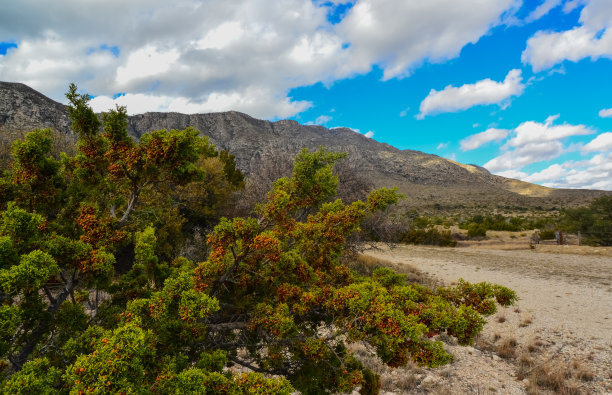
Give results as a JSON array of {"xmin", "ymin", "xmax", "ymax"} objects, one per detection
[
  {"xmin": 1, "ymin": 358, "xmax": 62, "ymax": 394},
  {"xmin": 538, "ymin": 230, "xmax": 556, "ymax": 240},
  {"xmin": 561, "ymin": 196, "xmax": 612, "ymax": 246},
  {"xmin": 102, "ymin": 105, "xmax": 129, "ymax": 142},
  {"xmin": 219, "ymin": 150, "xmax": 245, "ymax": 188},
  {"xmin": 372, "ymin": 267, "xmax": 406, "ymax": 287},
  {"xmin": 459, "ymin": 214, "xmax": 546, "ymax": 232},
  {"xmin": 9, "ymin": 129, "xmax": 63, "ymax": 214},
  {"xmin": 360, "ymin": 368, "xmax": 381, "ymax": 395},
  {"xmin": 401, "ymin": 228, "xmax": 457, "ymax": 246},
  {"xmin": 65, "ymin": 83, "xmax": 100, "ymax": 137},
  {"xmin": 466, "ymin": 223, "xmax": 487, "ymax": 238}
]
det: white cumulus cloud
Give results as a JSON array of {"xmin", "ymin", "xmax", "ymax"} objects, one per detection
[
  {"xmin": 522, "ymin": 0, "xmax": 612, "ymax": 71},
  {"xmin": 315, "ymin": 115, "xmax": 332, "ymax": 125},
  {"xmin": 417, "ymin": 69, "xmax": 524, "ymax": 119},
  {"xmin": 599, "ymin": 108, "xmax": 612, "ymax": 117},
  {"xmin": 460, "ymin": 128, "xmax": 509, "ymax": 151},
  {"xmin": 115, "ymin": 45, "xmax": 180, "ymax": 86},
  {"xmin": 522, "ymin": 163, "xmax": 566, "ymax": 183},
  {"xmin": 524, "ymin": 0, "xmax": 562, "ymax": 23},
  {"xmin": 583, "ymin": 132, "xmax": 612, "ymax": 151},
  {"xmin": 504, "ymin": 114, "xmax": 593, "ymax": 148},
  {"xmin": 338, "ymin": 0, "xmax": 517, "ymax": 80},
  {"xmin": 0, "ymin": 0, "xmax": 348, "ymax": 118},
  {"xmin": 483, "ymin": 115, "xmax": 593, "ymax": 172},
  {"xmin": 305, "ymin": 115, "xmax": 333, "ymax": 126}
]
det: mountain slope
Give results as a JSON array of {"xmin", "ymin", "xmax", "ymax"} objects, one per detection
[{"xmin": 0, "ymin": 81, "xmax": 607, "ymax": 210}]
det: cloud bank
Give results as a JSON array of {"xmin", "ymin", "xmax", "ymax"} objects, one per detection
[
  {"xmin": 476, "ymin": 115, "xmax": 612, "ymax": 189},
  {"xmin": 0, "ymin": 0, "xmax": 517, "ymax": 118},
  {"xmin": 484, "ymin": 115, "xmax": 593, "ymax": 172}
]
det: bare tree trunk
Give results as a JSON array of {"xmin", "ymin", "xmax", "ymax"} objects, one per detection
[{"xmin": 118, "ymin": 187, "xmax": 139, "ymax": 227}]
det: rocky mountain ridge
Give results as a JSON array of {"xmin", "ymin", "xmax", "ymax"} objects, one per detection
[{"xmin": 1, "ymin": 81, "xmax": 607, "ymax": 210}]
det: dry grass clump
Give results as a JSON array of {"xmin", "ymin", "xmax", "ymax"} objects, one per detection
[
  {"xmin": 496, "ymin": 337, "xmax": 518, "ymax": 359},
  {"xmin": 516, "ymin": 334, "xmax": 595, "ymax": 394},
  {"xmin": 517, "ymin": 352, "xmax": 535, "ymax": 379},
  {"xmin": 526, "ymin": 338, "xmax": 544, "ymax": 353},
  {"xmin": 474, "ymin": 335, "xmax": 496, "ymax": 353},
  {"xmin": 438, "ymin": 331, "xmax": 458, "ymax": 346},
  {"xmin": 380, "ymin": 371, "xmax": 420, "ymax": 393},
  {"xmin": 518, "ymin": 351, "xmax": 595, "ymax": 395},
  {"xmin": 496, "ymin": 313, "xmax": 507, "ymax": 323},
  {"xmin": 519, "ymin": 314, "xmax": 533, "ymax": 327},
  {"xmin": 348, "ymin": 342, "xmax": 424, "ymax": 393},
  {"xmin": 426, "ymin": 384, "xmax": 468, "ymax": 395},
  {"xmin": 570, "ymin": 360, "xmax": 595, "ymax": 382},
  {"xmin": 343, "ymin": 254, "xmax": 389, "ymax": 277},
  {"xmin": 526, "ymin": 362, "xmax": 580, "ymax": 395}
]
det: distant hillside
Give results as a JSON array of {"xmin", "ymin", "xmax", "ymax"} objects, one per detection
[{"xmin": 1, "ymin": 81, "xmax": 608, "ymax": 211}]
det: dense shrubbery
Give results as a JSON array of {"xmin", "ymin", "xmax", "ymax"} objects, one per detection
[
  {"xmin": 459, "ymin": 214, "xmax": 523, "ymax": 232},
  {"xmin": 400, "ymin": 228, "xmax": 457, "ymax": 247},
  {"xmin": 537, "ymin": 230, "xmax": 557, "ymax": 240},
  {"xmin": 466, "ymin": 223, "xmax": 488, "ymax": 238},
  {"xmin": 456, "ymin": 214, "xmax": 559, "ymax": 239},
  {"xmin": 396, "ymin": 214, "xmax": 457, "ymax": 246},
  {"xmin": 0, "ymin": 85, "xmax": 517, "ymax": 394},
  {"xmin": 561, "ymin": 196, "xmax": 612, "ymax": 246}
]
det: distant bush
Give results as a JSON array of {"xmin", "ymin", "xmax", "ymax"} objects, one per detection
[
  {"xmin": 460, "ymin": 214, "xmax": 521, "ymax": 232},
  {"xmin": 538, "ymin": 230, "xmax": 556, "ymax": 240},
  {"xmin": 400, "ymin": 228, "xmax": 457, "ymax": 247},
  {"xmin": 467, "ymin": 223, "xmax": 487, "ymax": 238}
]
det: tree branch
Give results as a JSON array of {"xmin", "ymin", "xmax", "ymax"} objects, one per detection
[
  {"xmin": 210, "ymin": 246, "xmax": 249, "ymax": 297},
  {"xmin": 9, "ymin": 275, "xmax": 78, "ymax": 372},
  {"xmin": 206, "ymin": 321, "xmax": 249, "ymax": 331},
  {"xmin": 42, "ymin": 286, "xmax": 56, "ymax": 305},
  {"xmin": 228, "ymin": 355, "xmax": 267, "ymax": 374}
]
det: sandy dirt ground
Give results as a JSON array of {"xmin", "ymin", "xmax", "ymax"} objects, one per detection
[{"xmin": 361, "ymin": 243, "xmax": 612, "ymax": 394}]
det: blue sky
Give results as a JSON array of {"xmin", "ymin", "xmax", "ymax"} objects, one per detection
[{"xmin": 1, "ymin": 0, "xmax": 611, "ymax": 190}]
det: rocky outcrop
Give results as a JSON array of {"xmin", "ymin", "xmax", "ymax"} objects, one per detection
[{"xmin": 0, "ymin": 82, "xmax": 72, "ymax": 134}]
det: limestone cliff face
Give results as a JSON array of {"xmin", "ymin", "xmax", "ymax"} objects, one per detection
[
  {"xmin": 0, "ymin": 81, "xmax": 607, "ymax": 208},
  {"xmin": 0, "ymin": 82, "xmax": 72, "ymax": 135}
]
